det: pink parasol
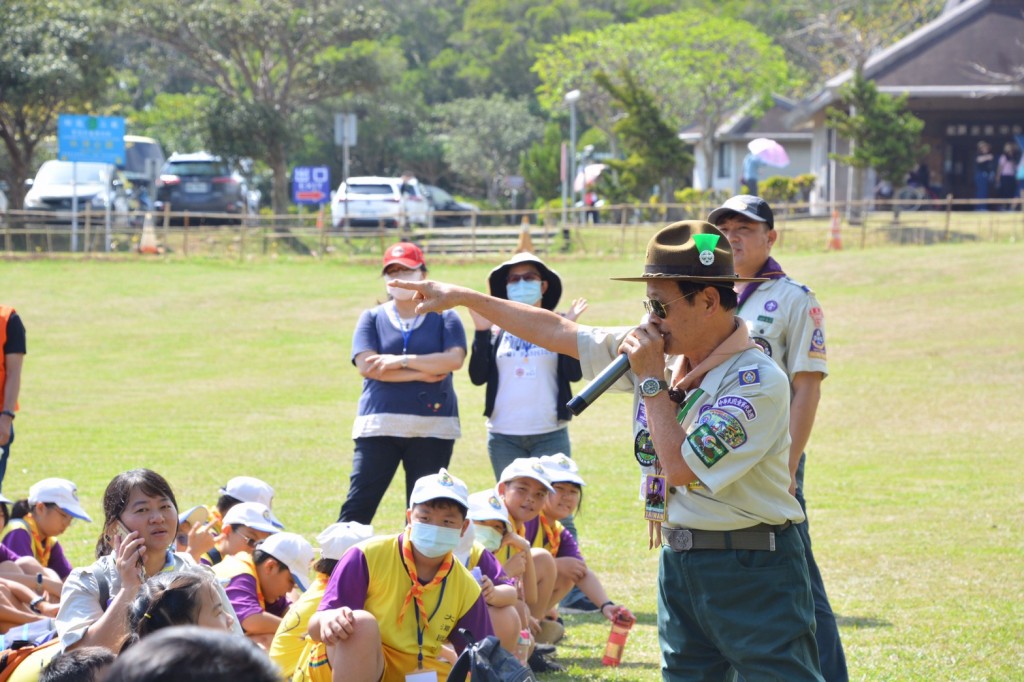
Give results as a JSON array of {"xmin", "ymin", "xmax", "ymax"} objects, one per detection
[
  {"xmin": 747, "ymin": 138, "xmax": 790, "ymax": 168},
  {"xmin": 573, "ymin": 163, "xmax": 607, "ymax": 193}
]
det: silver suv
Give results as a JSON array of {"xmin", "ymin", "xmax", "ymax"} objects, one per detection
[{"xmin": 331, "ymin": 176, "xmax": 429, "ymax": 229}]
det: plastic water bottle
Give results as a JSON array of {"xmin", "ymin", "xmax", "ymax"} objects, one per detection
[
  {"xmin": 601, "ymin": 612, "xmax": 635, "ymax": 666},
  {"xmin": 515, "ymin": 629, "xmax": 531, "ymax": 665}
]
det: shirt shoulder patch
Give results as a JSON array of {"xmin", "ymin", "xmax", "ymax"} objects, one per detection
[
  {"xmin": 687, "ymin": 424, "xmax": 729, "ymax": 468},
  {"xmin": 737, "ymin": 366, "xmax": 760, "ymax": 386}
]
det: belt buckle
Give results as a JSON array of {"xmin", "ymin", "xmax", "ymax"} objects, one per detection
[{"xmin": 668, "ymin": 529, "xmax": 693, "ymax": 551}]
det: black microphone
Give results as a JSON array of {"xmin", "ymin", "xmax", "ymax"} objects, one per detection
[{"xmin": 566, "ymin": 353, "xmax": 631, "ymax": 416}]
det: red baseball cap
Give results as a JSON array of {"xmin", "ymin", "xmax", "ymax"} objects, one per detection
[{"xmin": 382, "ymin": 242, "xmax": 425, "ymax": 273}]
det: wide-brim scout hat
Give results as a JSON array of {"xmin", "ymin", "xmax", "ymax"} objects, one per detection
[
  {"xmin": 612, "ymin": 220, "xmax": 766, "ymax": 283},
  {"xmin": 487, "ymin": 252, "xmax": 563, "ymax": 310}
]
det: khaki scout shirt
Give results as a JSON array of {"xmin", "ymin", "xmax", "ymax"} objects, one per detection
[
  {"xmin": 577, "ymin": 323, "xmax": 805, "ymax": 531},
  {"xmin": 737, "ymin": 276, "xmax": 828, "ymax": 381}
]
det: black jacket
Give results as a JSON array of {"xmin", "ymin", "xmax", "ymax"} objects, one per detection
[{"xmin": 469, "ymin": 329, "xmax": 583, "ymax": 423}]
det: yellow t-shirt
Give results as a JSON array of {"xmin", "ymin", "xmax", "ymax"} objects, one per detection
[
  {"xmin": 319, "ymin": 533, "xmax": 487, "ymax": 682},
  {"xmin": 270, "ymin": 575, "xmax": 328, "ymax": 681}
]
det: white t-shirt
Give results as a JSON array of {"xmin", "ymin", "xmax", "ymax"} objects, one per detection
[{"xmin": 488, "ymin": 332, "xmax": 562, "ymax": 435}]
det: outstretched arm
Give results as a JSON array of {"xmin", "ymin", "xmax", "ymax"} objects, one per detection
[{"xmin": 391, "ymin": 279, "xmax": 581, "ymax": 358}]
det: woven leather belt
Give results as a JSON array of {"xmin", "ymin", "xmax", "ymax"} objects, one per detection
[{"xmin": 663, "ymin": 522, "xmax": 792, "ymax": 552}]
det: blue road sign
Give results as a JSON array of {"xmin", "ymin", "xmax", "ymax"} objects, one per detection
[
  {"xmin": 292, "ymin": 166, "xmax": 331, "ymax": 205},
  {"xmin": 57, "ymin": 114, "xmax": 126, "ymax": 165}
]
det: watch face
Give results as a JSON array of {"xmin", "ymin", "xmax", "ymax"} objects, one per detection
[{"xmin": 641, "ymin": 378, "xmax": 662, "ymax": 396}]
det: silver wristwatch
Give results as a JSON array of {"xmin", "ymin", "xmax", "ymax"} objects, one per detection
[{"xmin": 640, "ymin": 377, "xmax": 668, "ymax": 398}]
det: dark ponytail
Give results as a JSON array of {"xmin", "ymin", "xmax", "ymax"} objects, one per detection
[
  {"xmin": 10, "ymin": 499, "xmax": 30, "ymax": 520},
  {"xmin": 120, "ymin": 572, "xmax": 206, "ymax": 653}
]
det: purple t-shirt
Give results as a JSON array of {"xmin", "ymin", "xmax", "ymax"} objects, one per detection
[
  {"xmin": 0, "ymin": 543, "xmax": 20, "ymax": 564},
  {"xmin": 1, "ymin": 527, "xmax": 73, "ymax": 580},
  {"xmin": 471, "ymin": 548, "xmax": 514, "ymax": 587},
  {"xmin": 523, "ymin": 517, "xmax": 584, "ymax": 560},
  {"xmin": 319, "ymin": 534, "xmax": 492, "ymax": 653},
  {"xmin": 223, "ymin": 573, "xmax": 289, "ymax": 626}
]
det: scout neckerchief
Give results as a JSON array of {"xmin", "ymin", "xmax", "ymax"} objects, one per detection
[
  {"xmin": 21, "ymin": 515, "xmax": 57, "ymax": 567},
  {"xmin": 537, "ymin": 513, "xmax": 561, "ymax": 555},
  {"xmin": 736, "ymin": 256, "xmax": 786, "ymax": 311},
  {"xmin": 397, "ymin": 527, "xmax": 453, "ymax": 631}
]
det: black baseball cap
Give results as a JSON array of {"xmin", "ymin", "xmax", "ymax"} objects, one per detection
[{"xmin": 707, "ymin": 195, "xmax": 774, "ymax": 230}]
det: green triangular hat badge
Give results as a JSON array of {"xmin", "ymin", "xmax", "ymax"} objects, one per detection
[{"xmin": 693, "ymin": 233, "xmax": 720, "ymax": 266}]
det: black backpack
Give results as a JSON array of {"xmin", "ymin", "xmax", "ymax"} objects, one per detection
[{"xmin": 446, "ymin": 629, "xmax": 535, "ymax": 682}]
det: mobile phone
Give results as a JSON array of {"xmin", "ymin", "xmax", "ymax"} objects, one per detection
[{"xmin": 113, "ymin": 520, "xmax": 133, "ymax": 541}]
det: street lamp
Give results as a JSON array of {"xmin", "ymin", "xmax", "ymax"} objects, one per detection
[{"xmin": 563, "ymin": 89, "xmax": 581, "ymax": 232}]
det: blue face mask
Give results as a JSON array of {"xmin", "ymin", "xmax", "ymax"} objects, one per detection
[
  {"xmin": 473, "ymin": 524, "xmax": 504, "ymax": 552},
  {"xmin": 507, "ymin": 280, "xmax": 543, "ymax": 306},
  {"xmin": 409, "ymin": 522, "xmax": 463, "ymax": 558}
]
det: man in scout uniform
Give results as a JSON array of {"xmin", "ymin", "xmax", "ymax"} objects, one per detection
[
  {"xmin": 0, "ymin": 305, "xmax": 25, "ymax": 491},
  {"xmin": 214, "ymin": 530, "xmax": 313, "ymax": 649},
  {"xmin": 308, "ymin": 468, "xmax": 493, "ymax": 682},
  {"xmin": 709, "ymin": 195, "xmax": 846, "ymax": 681},
  {"xmin": 392, "ymin": 221, "xmax": 823, "ymax": 680}
]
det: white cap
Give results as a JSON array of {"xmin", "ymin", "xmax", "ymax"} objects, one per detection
[
  {"xmin": 409, "ymin": 468, "xmax": 469, "ymax": 508},
  {"xmin": 218, "ymin": 476, "xmax": 275, "ymax": 508},
  {"xmin": 28, "ymin": 478, "xmax": 92, "ymax": 522},
  {"xmin": 498, "ymin": 458, "xmax": 555, "ymax": 493},
  {"xmin": 177, "ymin": 505, "xmax": 209, "ymax": 527},
  {"xmin": 258, "ymin": 532, "xmax": 314, "ymax": 592},
  {"xmin": 537, "ymin": 454, "xmax": 586, "ymax": 487},
  {"xmin": 221, "ymin": 502, "xmax": 282, "ymax": 535},
  {"xmin": 316, "ymin": 522, "xmax": 374, "ymax": 561},
  {"xmin": 467, "ymin": 490, "xmax": 512, "ymax": 534}
]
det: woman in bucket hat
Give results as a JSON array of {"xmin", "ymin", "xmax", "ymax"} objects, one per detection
[
  {"xmin": 468, "ymin": 252, "xmax": 586, "ymax": 480},
  {"xmin": 389, "ymin": 221, "xmax": 824, "ymax": 681}
]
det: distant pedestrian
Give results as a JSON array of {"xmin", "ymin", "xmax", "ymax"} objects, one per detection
[
  {"xmin": 975, "ymin": 141, "xmax": 994, "ymax": 210},
  {"xmin": 0, "ymin": 305, "xmax": 25, "ymax": 491},
  {"xmin": 742, "ymin": 153, "xmax": 764, "ymax": 197},
  {"xmin": 996, "ymin": 142, "xmax": 1018, "ymax": 209}
]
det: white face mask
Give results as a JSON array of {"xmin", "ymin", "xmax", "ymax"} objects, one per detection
[
  {"xmin": 409, "ymin": 521, "xmax": 463, "ymax": 559},
  {"xmin": 473, "ymin": 524, "xmax": 505, "ymax": 553},
  {"xmin": 454, "ymin": 523, "xmax": 476, "ymax": 563},
  {"xmin": 386, "ymin": 268, "xmax": 423, "ymax": 301}
]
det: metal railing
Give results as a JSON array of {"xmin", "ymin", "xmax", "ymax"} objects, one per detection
[{"xmin": 1, "ymin": 197, "xmax": 1021, "ymax": 259}]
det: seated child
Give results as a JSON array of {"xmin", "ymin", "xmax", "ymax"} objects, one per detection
[
  {"xmin": 1, "ymin": 479, "xmax": 91, "ymax": 598},
  {"xmin": 122, "ymin": 571, "xmax": 237, "ymax": 651},
  {"xmin": 460, "ymin": 491, "xmax": 522, "ymax": 654},
  {"xmin": 308, "ymin": 468, "xmax": 494, "ymax": 682},
  {"xmin": 103, "ymin": 626, "xmax": 281, "ymax": 682},
  {"xmin": 214, "ymin": 530, "xmax": 313, "ymax": 649},
  {"xmin": 493, "ymin": 459, "xmax": 557, "ymax": 635},
  {"xmin": 212, "ymin": 476, "xmax": 276, "ymax": 529},
  {"xmin": 39, "ymin": 647, "xmax": 114, "ymax": 682},
  {"xmin": 533, "ymin": 454, "xmax": 633, "ymax": 624},
  {"xmin": 271, "ymin": 521, "xmax": 374, "ymax": 680},
  {"xmin": 200, "ymin": 502, "xmax": 282, "ymax": 567},
  {"xmin": 178, "ymin": 476, "xmax": 279, "ymax": 560}
]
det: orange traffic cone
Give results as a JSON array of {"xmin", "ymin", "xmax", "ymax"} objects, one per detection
[
  {"xmin": 516, "ymin": 220, "xmax": 535, "ymax": 254},
  {"xmin": 316, "ymin": 208, "xmax": 324, "ymax": 231},
  {"xmin": 139, "ymin": 212, "xmax": 159, "ymax": 254},
  {"xmin": 827, "ymin": 211, "xmax": 842, "ymax": 251}
]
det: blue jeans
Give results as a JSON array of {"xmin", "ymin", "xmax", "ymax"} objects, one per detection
[
  {"xmin": 488, "ymin": 428, "xmax": 576, "ymax": 537},
  {"xmin": 658, "ymin": 524, "xmax": 822, "ymax": 681},
  {"xmin": 794, "ymin": 455, "xmax": 849, "ymax": 682},
  {"xmin": 338, "ymin": 436, "xmax": 455, "ymax": 525},
  {"xmin": 0, "ymin": 424, "xmax": 11, "ymax": 491}
]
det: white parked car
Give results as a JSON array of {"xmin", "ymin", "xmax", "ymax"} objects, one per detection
[
  {"xmin": 24, "ymin": 160, "xmax": 130, "ymax": 221},
  {"xmin": 331, "ymin": 176, "xmax": 429, "ymax": 229}
]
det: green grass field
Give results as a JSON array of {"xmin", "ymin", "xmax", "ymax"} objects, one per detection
[{"xmin": 2, "ymin": 240, "xmax": 1022, "ymax": 680}]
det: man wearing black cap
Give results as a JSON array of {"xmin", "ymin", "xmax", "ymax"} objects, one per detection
[
  {"xmin": 709, "ymin": 195, "xmax": 846, "ymax": 682},
  {"xmin": 393, "ymin": 221, "xmax": 823, "ymax": 681}
]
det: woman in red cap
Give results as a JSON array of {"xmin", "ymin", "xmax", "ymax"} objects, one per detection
[{"xmin": 337, "ymin": 242, "xmax": 467, "ymax": 525}]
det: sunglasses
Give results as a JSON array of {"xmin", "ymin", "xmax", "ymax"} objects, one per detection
[
  {"xmin": 238, "ymin": 533, "xmax": 260, "ymax": 549},
  {"xmin": 507, "ymin": 273, "xmax": 542, "ymax": 284},
  {"xmin": 642, "ymin": 291, "xmax": 697, "ymax": 319}
]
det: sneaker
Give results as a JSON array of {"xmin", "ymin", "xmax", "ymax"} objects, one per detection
[
  {"xmin": 536, "ymin": 618, "xmax": 565, "ymax": 644},
  {"xmin": 533, "ymin": 643, "xmax": 556, "ymax": 655},
  {"xmin": 528, "ymin": 650, "xmax": 565, "ymax": 674},
  {"xmin": 559, "ymin": 587, "xmax": 599, "ymax": 614}
]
